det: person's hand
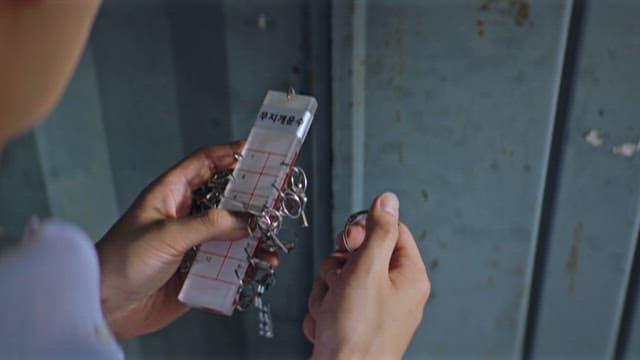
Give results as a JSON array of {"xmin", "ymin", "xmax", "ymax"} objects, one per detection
[
  {"xmin": 304, "ymin": 192, "xmax": 430, "ymax": 360},
  {"xmin": 96, "ymin": 141, "xmax": 278, "ymax": 340}
]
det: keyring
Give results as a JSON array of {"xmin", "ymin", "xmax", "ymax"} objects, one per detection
[{"xmin": 341, "ymin": 210, "xmax": 369, "ymax": 253}]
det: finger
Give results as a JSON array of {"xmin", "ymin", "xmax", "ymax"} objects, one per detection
[
  {"xmin": 161, "ymin": 140, "xmax": 245, "ymax": 191},
  {"xmin": 138, "ymin": 141, "xmax": 245, "ymax": 218},
  {"xmin": 168, "ymin": 208, "xmax": 249, "ymax": 253},
  {"xmin": 391, "ymin": 222, "xmax": 425, "ymax": 270},
  {"xmin": 351, "ymin": 192, "xmax": 400, "ymax": 275},
  {"xmin": 390, "ymin": 223, "xmax": 431, "ymax": 304},
  {"xmin": 303, "ymin": 313, "xmax": 316, "ymax": 344},
  {"xmin": 308, "ymin": 277, "xmax": 328, "ymax": 318},
  {"xmin": 319, "ymin": 252, "xmax": 348, "ymax": 283},
  {"xmin": 335, "ymin": 221, "xmax": 366, "ymax": 252}
]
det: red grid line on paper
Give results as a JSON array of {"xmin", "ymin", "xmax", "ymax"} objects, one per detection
[
  {"xmin": 199, "ymin": 249, "xmax": 246, "ymax": 263},
  {"xmin": 215, "ymin": 242, "xmax": 233, "ymax": 279},
  {"xmin": 190, "ymin": 273, "xmax": 240, "ymax": 287},
  {"xmin": 272, "ymin": 150, "xmax": 299, "ymax": 209},
  {"xmin": 247, "ymin": 153, "xmax": 271, "ymax": 207},
  {"xmin": 239, "ymin": 168, "xmax": 278, "ymax": 178},
  {"xmin": 246, "ymin": 148, "xmax": 288, "ymax": 158},
  {"xmin": 227, "ymin": 189, "xmax": 269, "ymax": 199}
]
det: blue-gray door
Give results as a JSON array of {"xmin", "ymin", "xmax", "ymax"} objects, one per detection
[{"xmin": 1, "ymin": 1, "xmax": 639, "ymax": 359}]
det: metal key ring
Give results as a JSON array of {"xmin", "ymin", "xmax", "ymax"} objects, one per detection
[
  {"xmin": 342, "ymin": 210, "xmax": 369, "ymax": 253},
  {"xmin": 281, "ymin": 191, "xmax": 303, "ymax": 218},
  {"xmin": 255, "ymin": 208, "xmax": 282, "ymax": 235},
  {"xmin": 288, "ymin": 167, "xmax": 307, "ymax": 193}
]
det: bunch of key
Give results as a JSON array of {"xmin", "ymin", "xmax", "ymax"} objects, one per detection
[{"xmin": 181, "ymin": 164, "xmax": 310, "ymax": 338}]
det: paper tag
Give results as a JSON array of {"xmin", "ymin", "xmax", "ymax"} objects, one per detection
[{"xmin": 178, "ymin": 90, "xmax": 317, "ymax": 315}]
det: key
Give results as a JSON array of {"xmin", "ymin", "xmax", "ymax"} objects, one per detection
[
  {"xmin": 250, "ymin": 257, "xmax": 275, "ymax": 273},
  {"xmin": 265, "ymin": 232, "xmax": 290, "ymax": 254},
  {"xmin": 179, "ymin": 246, "xmax": 199, "ymax": 273},
  {"xmin": 296, "ymin": 193, "xmax": 309, "ymax": 228},
  {"xmin": 288, "ymin": 167, "xmax": 307, "ymax": 193},
  {"xmin": 236, "ymin": 281, "xmax": 257, "ymax": 311},
  {"xmin": 254, "ymin": 284, "xmax": 274, "ymax": 338},
  {"xmin": 256, "ymin": 208, "xmax": 282, "ymax": 235},
  {"xmin": 279, "ymin": 190, "xmax": 302, "ymax": 218},
  {"xmin": 288, "ymin": 167, "xmax": 309, "ymax": 227},
  {"xmin": 181, "ymin": 87, "xmax": 316, "ymax": 336}
]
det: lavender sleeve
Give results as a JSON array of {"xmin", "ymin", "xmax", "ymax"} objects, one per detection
[{"xmin": 0, "ymin": 219, "xmax": 124, "ymax": 360}]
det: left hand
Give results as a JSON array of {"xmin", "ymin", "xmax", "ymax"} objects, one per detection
[
  {"xmin": 97, "ymin": 141, "xmax": 278, "ymax": 340},
  {"xmin": 303, "ymin": 193, "xmax": 430, "ymax": 359}
]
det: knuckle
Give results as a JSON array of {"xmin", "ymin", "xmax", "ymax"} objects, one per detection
[
  {"xmin": 203, "ymin": 209, "xmax": 223, "ymax": 229},
  {"xmin": 302, "ymin": 314, "xmax": 315, "ymax": 342},
  {"xmin": 320, "ymin": 253, "xmax": 340, "ymax": 273},
  {"xmin": 319, "ymin": 258, "xmax": 332, "ymax": 276},
  {"xmin": 416, "ymin": 272, "xmax": 431, "ymax": 305},
  {"xmin": 320, "ymin": 255, "xmax": 332, "ymax": 268}
]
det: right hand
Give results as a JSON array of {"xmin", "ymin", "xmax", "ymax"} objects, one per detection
[{"xmin": 304, "ymin": 192, "xmax": 431, "ymax": 360}]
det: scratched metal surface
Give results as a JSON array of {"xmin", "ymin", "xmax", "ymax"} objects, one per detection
[
  {"xmin": 1, "ymin": 0, "xmax": 640, "ymax": 359},
  {"xmin": 525, "ymin": 1, "xmax": 640, "ymax": 359}
]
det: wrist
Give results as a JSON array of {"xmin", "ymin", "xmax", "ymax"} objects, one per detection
[
  {"xmin": 101, "ymin": 298, "xmax": 127, "ymax": 340},
  {"xmin": 100, "ymin": 284, "xmax": 136, "ymax": 341}
]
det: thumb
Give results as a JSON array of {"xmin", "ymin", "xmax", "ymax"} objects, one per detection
[
  {"xmin": 168, "ymin": 208, "xmax": 249, "ymax": 253},
  {"xmin": 352, "ymin": 192, "xmax": 400, "ymax": 275}
]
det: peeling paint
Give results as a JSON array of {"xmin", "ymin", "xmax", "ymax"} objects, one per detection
[
  {"xmin": 421, "ymin": 189, "xmax": 429, "ymax": 202},
  {"xmin": 565, "ymin": 222, "xmax": 583, "ymax": 295},
  {"xmin": 476, "ymin": 19, "xmax": 485, "ymax": 37},
  {"xmin": 395, "ymin": 110, "xmax": 403, "ymax": 123},
  {"xmin": 398, "ymin": 143, "xmax": 404, "ymax": 164},
  {"xmin": 477, "ymin": 0, "xmax": 531, "ymax": 38},
  {"xmin": 612, "ymin": 140, "xmax": 640, "ymax": 157},
  {"xmin": 429, "ymin": 258, "xmax": 440, "ymax": 271},
  {"xmin": 584, "ymin": 129, "xmax": 640, "ymax": 157},
  {"xmin": 257, "ymin": 14, "xmax": 267, "ymax": 31},
  {"xmin": 512, "ymin": 266, "xmax": 524, "ymax": 276},
  {"xmin": 583, "ymin": 128, "xmax": 604, "ymax": 147}
]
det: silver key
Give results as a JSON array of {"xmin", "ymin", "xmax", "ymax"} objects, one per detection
[
  {"xmin": 288, "ymin": 167, "xmax": 309, "ymax": 227},
  {"xmin": 296, "ymin": 193, "xmax": 309, "ymax": 228},
  {"xmin": 189, "ymin": 165, "xmax": 312, "ymax": 338},
  {"xmin": 265, "ymin": 231, "xmax": 290, "ymax": 254},
  {"xmin": 255, "ymin": 288, "xmax": 274, "ymax": 338}
]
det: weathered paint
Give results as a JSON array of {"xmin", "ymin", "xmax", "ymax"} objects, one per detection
[
  {"xmin": 1, "ymin": 0, "xmax": 639, "ymax": 359},
  {"xmin": 526, "ymin": 1, "xmax": 640, "ymax": 359}
]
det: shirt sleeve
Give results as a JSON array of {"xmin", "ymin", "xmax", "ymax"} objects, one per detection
[{"xmin": 0, "ymin": 218, "xmax": 124, "ymax": 360}]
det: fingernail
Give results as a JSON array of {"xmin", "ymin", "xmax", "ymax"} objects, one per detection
[{"xmin": 377, "ymin": 192, "xmax": 399, "ymax": 219}]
